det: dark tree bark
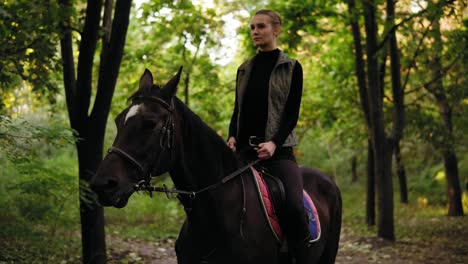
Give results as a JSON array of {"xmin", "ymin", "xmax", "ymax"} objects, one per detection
[
  {"xmin": 386, "ymin": 0, "xmax": 408, "ymax": 205},
  {"xmin": 366, "ymin": 141, "xmax": 375, "ymax": 226},
  {"xmin": 426, "ymin": 13, "xmax": 464, "ymax": 216},
  {"xmin": 347, "ymin": 0, "xmax": 376, "ymax": 226},
  {"xmin": 59, "ymin": 0, "xmax": 133, "ymax": 263},
  {"xmin": 394, "ymin": 143, "xmax": 408, "ymax": 203},
  {"xmin": 181, "ymin": 36, "xmax": 203, "ymax": 107},
  {"xmin": 184, "ymin": 72, "xmax": 190, "ymax": 106},
  {"xmin": 362, "ymin": 0, "xmax": 395, "ymax": 240}
]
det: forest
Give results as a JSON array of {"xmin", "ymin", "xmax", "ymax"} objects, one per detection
[{"xmin": 0, "ymin": 0, "xmax": 467, "ymax": 263}]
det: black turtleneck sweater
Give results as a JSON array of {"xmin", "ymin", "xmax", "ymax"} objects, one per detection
[{"xmin": 229, "ymin": 49, "xmax": 303, "ymax": 150}]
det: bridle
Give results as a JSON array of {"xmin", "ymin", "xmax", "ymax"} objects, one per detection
[
  {"xmin": 107, "ymin": 94, "xmax": 261, "ymax": 258},
  {"xmin": 107, "ymin": 95, "xmax": 261, "ymax": 200},
  {"xmin": 108, "ymin": 95, "xmax": 178, "ymax": 195}
]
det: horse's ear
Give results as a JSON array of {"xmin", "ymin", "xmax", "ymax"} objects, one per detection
[
  {"xmin": 162, "ymin": 66, "xmax": 183, "ymax": 97},
  {"xmin": 139, "ymin": 69, "xmax": 154, "ymax": 92}
]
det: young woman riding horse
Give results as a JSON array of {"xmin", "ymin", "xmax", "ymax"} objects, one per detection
[
  {"xmin": 90, "ymin": 67, "xmax": 341, "ymax": 263},
  {"xmin": 90, "ymin": 10, "xmax": 341, "ymax": 264},
  {"xmin": 227, "ymin": 9, "xmax": 310, "ymax": 262}
]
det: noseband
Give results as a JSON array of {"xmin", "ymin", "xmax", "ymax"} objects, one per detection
[{"xmin": 108, "ymin": 95, "xmax": 176, "ymax": 193}]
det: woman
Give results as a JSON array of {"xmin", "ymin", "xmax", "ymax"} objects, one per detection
[{"xmin": 227, "ymin": 9, "xmax": 311, "ymax": 263}]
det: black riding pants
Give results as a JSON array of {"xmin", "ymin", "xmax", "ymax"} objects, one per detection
[{"xmin": 260, "ymin": 158, "xmax": 309, "ymax": 241}]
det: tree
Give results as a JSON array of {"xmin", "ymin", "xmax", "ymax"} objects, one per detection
[
  {"xmin": 347, "ymin": 0, "xmax": 376, "ymax": 226},
  {"xmin": 59, "ymin": 0, "xmax": 132, "ymax": 262},
  {"xmin": 0, "ymin": 0, "xmax": 62, "ymax": 111},
  {"xmin": 396, "ymin": 0, "xmax": 465, "ymax": 216},
  {"xmin": 360, "ymin": 0, "xmax": 396, "ymax": 240},
  {"xmin": 422, "ymin": 1, "xmax": 464, "ymax": 216},
  {"xmin": 348, "ymin": 0, "xmax": 412, "ymax": 239},
  {"xmin": 115, "ymin": 0, "xmax": 228, "ymax": 132}
]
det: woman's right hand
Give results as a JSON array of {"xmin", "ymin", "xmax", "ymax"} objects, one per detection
[{"xmin": 227, "ymin": 137, "xmax": 237, "ymax": 152}]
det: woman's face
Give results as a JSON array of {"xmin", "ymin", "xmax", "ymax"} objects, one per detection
[{"xmin": 250, "ymin": 14, "xmax": 279, "ymax": 51}]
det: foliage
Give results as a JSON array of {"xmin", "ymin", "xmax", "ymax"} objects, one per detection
[
  {"xmin": 110, "ymin": 1, "xmax": 234, "ymax": 134},
  {"xmin": 0, "ymin": 114, "xmax": 81, "ymax": 263},
  {"xmin": 0, "ymin": 0, "xmax": 63, "ymax": 111},
  {"xmin": 0, "ymin": 114, "xmax": 77, "ymax": 220},
  {"xmin": 399, "ymin": 2, "xmax": 468, "ymax": 154},
  {"xmin": 1, "ymin": 0, "xmax": 467, "ymax": 261}
]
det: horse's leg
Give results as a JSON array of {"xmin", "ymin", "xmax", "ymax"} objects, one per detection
[
  {"xmin": 175, "ymin": 220, "xmax": 194, "ymax": 264},
  {"xmin": 317, "ymin": 187, "xmax": 342, "ymax": 264},
  {"xmin": 300, "ymin": 167, "xmax": 342, "ymax": 264}
]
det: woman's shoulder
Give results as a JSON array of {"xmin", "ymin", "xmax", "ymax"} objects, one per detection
[{"xmin": 237, "ymin": 56, "xmax": 256, "ymax": 71}]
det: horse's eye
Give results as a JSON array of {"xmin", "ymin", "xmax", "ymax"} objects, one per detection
[{"xmin": 142, "ymin": 119, "xmax": 157, "ymax": 130}]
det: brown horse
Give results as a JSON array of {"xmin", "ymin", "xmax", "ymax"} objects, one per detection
[{"xmin": 90, "ymin": 68, "xmax": 342, "ymax": 264}]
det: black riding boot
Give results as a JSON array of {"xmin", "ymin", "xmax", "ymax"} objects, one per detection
[{"xmin": 291, "ymin": 235, "xmax": 311, "ymax": 264}]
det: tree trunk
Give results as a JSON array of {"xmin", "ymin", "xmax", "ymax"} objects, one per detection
[
  {"xmin": 386, "ymin": 0, "xmax": 407, "ymax": 205},
  {"xmin": 366, "ymin": 141, "xmax": 375, "ymax": 226},
  {"xmin": 347, "ymin": 0, "xmax": 376, "ymax": 226},
  {"xmin": 443, "ymin": 150, "xmax": 464, "ymax": 216},
  {"xmin": 362, "ymin": 0, "xmax": 394, "ymax": 240},
  {"xmin": 78, "ymin": 144, "xmax": 107, "ymax": 264},
  {"xmin": 427, "ymin": 15, "xmax": 464, "ymax": 216},
  {"xmin": 59, "ymin": 0, "xmax": 133, "ymax": 262},
  {"xmin": 184, "ymin": 73, "xmax": 190, "ymax": 106},
  {"xmin": 394, "ymin": 143, "xmax": 408, "ymax": 203}
]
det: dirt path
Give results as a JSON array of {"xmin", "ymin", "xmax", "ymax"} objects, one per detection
[{"xmin": 107, "ymin": 227, "xmax": 468, "ymax": 264}]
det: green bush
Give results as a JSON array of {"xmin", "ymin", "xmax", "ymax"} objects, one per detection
[{"xmin": 0, "ymin": 115, "xmax": 81, "ymax": 262}]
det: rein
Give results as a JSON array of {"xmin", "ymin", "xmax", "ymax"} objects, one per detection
[
  {"xmin": 134, "ymin": 158, "xmax": 261, "ymax": 199},
  {"xmin": 108, "ymin": 95, "xmax": 261, "ymax": 200}
]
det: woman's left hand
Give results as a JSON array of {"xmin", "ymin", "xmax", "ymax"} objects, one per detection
[{"xmin": 256, "ymin": 141, "xmax": 277, "ymax": 160}]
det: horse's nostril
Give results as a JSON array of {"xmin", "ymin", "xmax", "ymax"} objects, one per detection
[
  {"xmin": 105, "ymin": 179, "xmax": 118, "ymax": 189},
  {"xmin": 90, "ymin": 177, "xmax": 119, "ymax": 192}
]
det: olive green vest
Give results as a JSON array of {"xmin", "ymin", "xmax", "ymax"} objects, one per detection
[{"xmin": 235, "ymin": 51, "xmax": 298, "ymax": 147}]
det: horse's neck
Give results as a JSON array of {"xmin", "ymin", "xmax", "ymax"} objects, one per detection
[{"xmin": 171, "ymin": 101, "xmax": 240, "ymax": 191}]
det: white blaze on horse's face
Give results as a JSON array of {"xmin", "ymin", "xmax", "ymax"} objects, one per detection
[{"xmin": 125, "ymin": 104, "xmax": 144, "ymax": 124}]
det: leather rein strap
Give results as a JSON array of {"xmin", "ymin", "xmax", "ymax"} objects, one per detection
[
  {"xmin": 108, "ymin": 95, "xmax": 261, "ymax": 200},
  {"xmin": 136, "ymin": 158, "xmax": 261, "ymax": 199}
]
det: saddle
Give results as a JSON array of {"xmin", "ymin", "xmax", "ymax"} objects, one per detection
[
  {"xmin": 250, "ymin": 166, "xmax": 321, "ymax": 243},
  {"xmin": 258, "ymin": 167, "xmax": 287, "ymax": 219}
]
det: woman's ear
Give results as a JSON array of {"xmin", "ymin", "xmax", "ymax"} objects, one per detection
[{"xmin": 273, "ymin": 25, "xmax": 281, "ymax": 37}]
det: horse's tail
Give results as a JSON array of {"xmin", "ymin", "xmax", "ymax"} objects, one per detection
[{"xmin": 318, "ymin": 182, "xmax": 342, "ymax": 264}]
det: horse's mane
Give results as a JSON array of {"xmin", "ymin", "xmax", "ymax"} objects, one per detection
[
  {"xmin": 173, "ymin": 97, "xmax": 236, "ymax": 157},
  {"xmin": 171, "ymin": 96, "xmax": 242, "ymax": 184},
  {"xmin": 126, "ymin": 85, "xmax": 240, "ymax": 169}
]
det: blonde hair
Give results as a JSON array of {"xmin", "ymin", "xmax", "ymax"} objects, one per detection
[{"xmin": 254, "ymin": 9, "xmax": 282, "ymax": 28}]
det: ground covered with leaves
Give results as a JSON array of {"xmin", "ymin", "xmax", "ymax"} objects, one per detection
[
  {"xmin": 1, "ymin": 171, "xmax": 467, "ymax": 263},
  {"xmin": 103, "ymin": 216, "xmax": 467, "ymax": 264}
]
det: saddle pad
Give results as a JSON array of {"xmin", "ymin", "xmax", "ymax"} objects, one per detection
[
  {"xmin": 303, "ymin": 190, "xmax": 321, "ymax": 242},
  {"xmin": 251, "ymin": 167, "xmax": 283, "ymax": 241},
  {"xmin": 251, "ymin": 167, "xmax": 321, "ymax": 243}
]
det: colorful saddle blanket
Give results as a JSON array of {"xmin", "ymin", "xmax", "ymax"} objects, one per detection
[{"xmin": 251, "ymin": 167, "xmax": 321, "ymax": 242}]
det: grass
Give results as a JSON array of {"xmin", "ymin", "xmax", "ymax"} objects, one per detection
[
  {"xmin": 3, "ymin": 163, "xmax": 465, "ymax": 263},
  {"xmin": 105, "ymin": 176, "xmax": 185, "ymax": 240},
  {"xmin": 335, "ymin": 179, "xmax": 467, "ymax": 264},
  {"xmin": 339, "ymin": 176, "xmax": 467, "ymax": 234}
]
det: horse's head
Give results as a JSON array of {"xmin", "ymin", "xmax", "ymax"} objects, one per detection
[{"xmin": 90, "ymin": 68, "xmax": 182, "ymax": 208}]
